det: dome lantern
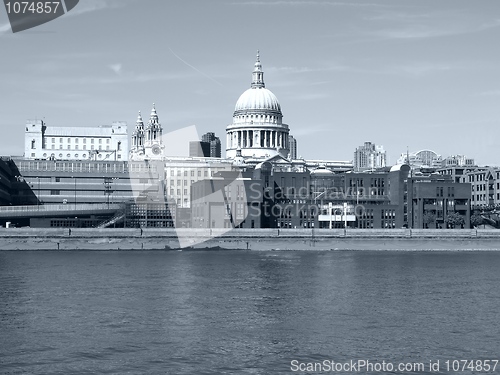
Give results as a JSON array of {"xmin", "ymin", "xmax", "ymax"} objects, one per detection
[{"xmin": 251, "ymin": 50, "xmax": 265, "ymax": 89}]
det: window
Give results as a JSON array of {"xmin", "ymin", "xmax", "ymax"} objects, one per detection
[
  {"xmin": 91, "ymin": 139, "xmax": 94, "ymax": 144},
  {"xmin": 191, "ymin": 170, "xmax": 194, "ymax": 177},
  {"xmin": 59, "ymin": 138, "xmax": 63, "ymax": 143},
  {"xmin": 52, "ymin": 138, "xmax": 55, "ymax": 143},
  {"xmin": 75, "ymin": 139, "xmax": 79, "ymax": 143},
  {"xmin": 31, "ymin": 140, "xmax": 35, "ymax": 149},
  {"xmin": 106, "ymin": 139, "xmax": 110, "ymax": 144},
  {"xmin": 67, "ymin": 138, "xmax": 71, "ymax": 143},
  {"xmin": 99, "ymin": 139, "xmax": 102, "ymax": 144},
  {"xmin": 117, "ymin": 142, "xmax": 121, "ymax": 151}
]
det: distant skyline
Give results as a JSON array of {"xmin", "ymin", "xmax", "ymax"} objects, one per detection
[{"xmin": 1, "ymin": 0, "xmax": 500, "ymax": 165}]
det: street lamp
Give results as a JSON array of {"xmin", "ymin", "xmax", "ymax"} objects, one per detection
[
  {"xmin": 71, "ymin": 176, "xmax": 76, "ymax": 208},
  {"xmin": 343, "ymin": 202, "xmax": 348, "ymax": 229},
  {"xmin": 329, "ymin": 202, "xmax": 333, "ymax": 229},
  {"xmin": 36, "ymin": 177, "xmax": 40, "ymax": 211}
]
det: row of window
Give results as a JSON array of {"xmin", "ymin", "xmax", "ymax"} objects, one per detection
[
  {"xmin": 34, "ymin": 152, "xmax": 122, "ymax": 160},
  {"xmin": 50, "ymin": 137, "xmax": 111, "ymax": 144},
  {"xmin": 49, "ymin": 145, "xmax": 113, "ymax": 151},
  {"xmin": 436, "ymin": 187, "xmax": 455, "ymax": 197},
  {"xmin": 167, "ymin": 170, "xmax": 212, "ymax": 177},
  {"xmin": 18, "ymin": 160, "xmax": 130, "ymax": 173},
  {"xmin": 472, "ymin": 194, "xmax": 500, "ymax": 201},
  {"xmin": 170, "ymin": 189, "xmax": 188, "ymax": 196},
  {"xmin": 468, "ymin": 172, "xmax": 500, "ymax": 182},
  {"xmin": 471, "ymin": 183, "xmax": 500, "ymax": 191}
]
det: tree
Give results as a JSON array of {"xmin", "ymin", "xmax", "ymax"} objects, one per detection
[
  {"xmin": 445, "ymin": 212, "xmax": 465, "ymax": 228},
  {"xmin": 470, "ymin": 213, "xmax": 484, "ymax": 228},
  {"xmin": 422, "ymin": 211, "xmax": 436, "ymax": 228}
]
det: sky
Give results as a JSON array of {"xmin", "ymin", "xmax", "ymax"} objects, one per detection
[{"xmin": 1, "ymin": 0, "xmax": 500, "ymax": 165}]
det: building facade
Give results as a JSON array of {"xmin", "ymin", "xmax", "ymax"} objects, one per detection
[
  {"xmin": 289, "ymin": 135, "xmax": 297, "ymax": 160},
  {"xmin": 25, "ymin": 120, "xmax": 128, "ymax": 161},
  {"xmin": 410, "ymin": 174, "xmax": 471, "ymax": 229},
  {"xmin": 461, "ymin": 167, "xmax": 500, "ymax": 209},
  {"xmin": 201, "ymin": 132, "xmax": 222, "ymax": 158}
]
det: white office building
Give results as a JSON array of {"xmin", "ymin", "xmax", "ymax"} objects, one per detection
[{"xmin": 25, "ymin": 119, "xmax": 128, "ymax": 161}]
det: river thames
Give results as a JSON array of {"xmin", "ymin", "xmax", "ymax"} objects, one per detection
[{"xmin": 1, "ymin": 250, "xmax": 499, "ymax": 374}]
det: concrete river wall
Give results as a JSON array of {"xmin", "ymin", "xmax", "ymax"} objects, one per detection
[{"xmin": 0, "ymin": 228, "xmax": 499, "ymax": 251}]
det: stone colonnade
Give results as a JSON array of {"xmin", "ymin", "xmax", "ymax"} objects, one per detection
[{"xmin": 227, "ymin": 129, "xmax": 289, "ymax": 149}]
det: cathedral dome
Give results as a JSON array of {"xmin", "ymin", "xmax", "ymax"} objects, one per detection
[
  {"xmin": 226, "ymin": 51, "xmax": 290, "ymax": 160},
  {"xmin": 234, "ymin": 87, "xmax": 282, "ymax": 115}
]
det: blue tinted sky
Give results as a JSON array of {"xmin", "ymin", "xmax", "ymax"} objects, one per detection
[{"xmin": 1, "ymin": 0, "xmax": 500, "ymax": 165}]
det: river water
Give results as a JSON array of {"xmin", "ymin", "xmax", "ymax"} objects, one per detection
[{"xmin": 1, "ymin": 250, "xmax": 499, "ymax": 374}]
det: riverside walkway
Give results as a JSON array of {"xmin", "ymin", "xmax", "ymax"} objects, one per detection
[{"xmin": 0, "ymin": 204, "xmax": 122, "ymax": 218}]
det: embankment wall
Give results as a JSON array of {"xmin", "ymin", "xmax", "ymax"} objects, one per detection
[{"xmin": 0, "ymin": 228, "xmax": 499, "ymax": 251}]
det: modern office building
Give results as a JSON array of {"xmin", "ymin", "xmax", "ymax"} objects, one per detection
[
  {"xmin": 201, "ymin": 132, "xmax": 222, "ymax": 158},
  {"xmin": 189, "ymin": 141, "xmax": 211, "ymax": 157},
  {"xmin": 410, "ymin": 174, "xmax": 471, "ymax": 229},
  {"xmin": 353, "ymin": 142, "xmax": 386, "ymax": 171},
  {"xmin": 442, "ymin": 154, "xmax": 475, "ymax": 168},
  {"xmin": 0, "ymin": 158, "xmax": 14, "ymax": 206},
  {"xmin": 164, "ymin": 157, "xmax": 234, "ymax": 209}
]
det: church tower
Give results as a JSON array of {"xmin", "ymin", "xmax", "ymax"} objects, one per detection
[
  {"xmin": 131, "ymin": 111, "xmax": 145, "ymax": 156},
  {"xmin": 144, "ymin": 103, "xmax": 164, "ymax": 159}
]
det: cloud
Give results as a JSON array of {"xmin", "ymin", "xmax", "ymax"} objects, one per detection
[
  {"xmin": 392, "ymin": 62, "xmax": 453, "ymax": 77},
  {"xmin": 369, "ymin": 13, "xmax": 500, "ymax": 41},
  {"xmin": 109, "ymin": 63, "xmax": 122, "ymax": 75},
  {"xmin": 475, "ymin": 89, "xmax": 500, "ymax": 97}
]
